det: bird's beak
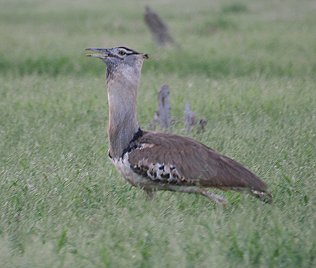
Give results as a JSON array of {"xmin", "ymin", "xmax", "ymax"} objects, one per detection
[{"xmin": 85, "ymin": 48, "xmax": 111, "ymax": 59}]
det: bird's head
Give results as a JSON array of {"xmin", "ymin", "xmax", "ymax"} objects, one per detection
[{"xmin": 86, "ymin": 46, "xmax": 148, "ymax": 73}]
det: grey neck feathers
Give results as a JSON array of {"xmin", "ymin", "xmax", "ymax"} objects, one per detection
[{"xmin": 106, "ymin": 66, "xmax": 141, "ymax": 159}]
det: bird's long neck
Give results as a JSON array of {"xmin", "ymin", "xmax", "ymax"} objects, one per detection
[{"xmin": 106, "ymin": 68, "xmax": 141, "ymax": 159}]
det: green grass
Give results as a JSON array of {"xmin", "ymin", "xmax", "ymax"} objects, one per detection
[{"xmin": 1, "ymin": 0, "xmax": 316, "ymax": 267}]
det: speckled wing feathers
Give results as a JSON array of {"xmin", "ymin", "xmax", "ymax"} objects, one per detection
[{"xmin": 127, "ymin": 131, "xmax": 268, "ymax": 192}]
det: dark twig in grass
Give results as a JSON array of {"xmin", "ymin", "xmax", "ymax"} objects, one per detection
[
  {"xmin": 149, "ymin": 84, "xmax": 171, "ymax": 131},
  {"xmin": 184, "ymin": 102, "xmax": 207, "ymax": 133},
  {"xmin": 144, "ymin": 6, "xmax": 175, "ymax": 47}
]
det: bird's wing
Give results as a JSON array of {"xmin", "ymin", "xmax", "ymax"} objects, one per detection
[{"xmin": 127, "ymin": 131, "xmax": 267, "ymax": 191}]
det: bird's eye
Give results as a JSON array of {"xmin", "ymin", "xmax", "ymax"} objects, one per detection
[{"xmin": 118, "ymin": 50, "xmax": 126, "ymax": 56}]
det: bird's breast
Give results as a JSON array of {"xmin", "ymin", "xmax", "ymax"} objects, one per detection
[{"xmin": 111, "ymin": 154, "xmax": 150, "ymax": 188}]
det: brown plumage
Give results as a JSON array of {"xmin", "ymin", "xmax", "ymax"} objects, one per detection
[
  {"xmin": 128, "ymin": 131, "xmax": 271, "ymax": 203},
  {"xmin": 86, "ymin": 46, "xmax": 272, "ymax": 205}
]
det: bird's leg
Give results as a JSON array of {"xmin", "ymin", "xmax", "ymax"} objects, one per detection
[
  {"xmin": 144, "ymin": 189, "xmax": 156, "ymax": 200},
  {"xmin": 166, "ymin": 186, "xmax": 227, "ymax": 206},
  {"xmin": 199, "ymin": 190, "xmax": 227, "ymax": 206}
]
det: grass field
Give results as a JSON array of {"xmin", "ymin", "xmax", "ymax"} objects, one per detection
[{"xmin": 1, "ymin": 0, "xmax": 316, "ymax": 267}]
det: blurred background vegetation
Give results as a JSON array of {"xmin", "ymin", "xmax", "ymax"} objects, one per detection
[{"xmin": 1, "ymin": 0, "xmax": 315, "ymax": 77}]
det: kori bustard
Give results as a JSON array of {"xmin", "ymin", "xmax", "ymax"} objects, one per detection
[{"xmin": 86, "ymin": 46, "xmax": 272, "ymax": 205}]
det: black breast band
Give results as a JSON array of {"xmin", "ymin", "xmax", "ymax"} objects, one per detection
[{"xmin": 121, "ymin": 128, "xmax": 144, "ymax": 158}]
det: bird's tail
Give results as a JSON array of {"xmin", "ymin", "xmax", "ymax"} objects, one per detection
[{"xmin": 250, "ymin": 189, "xmax": 272, "ymax": 204}]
